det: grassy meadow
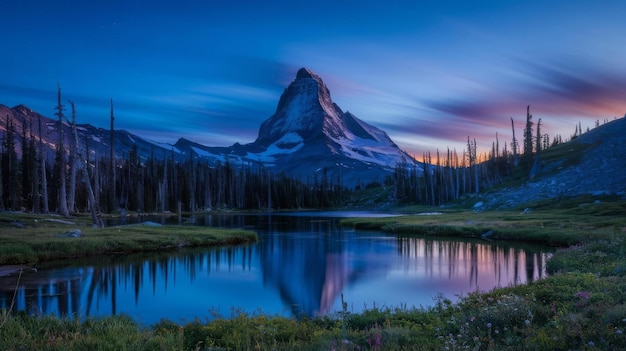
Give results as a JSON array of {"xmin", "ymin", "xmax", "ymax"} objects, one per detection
[
  {"xmin": 1, "ymin": 197, "xmax": 626, "ymax": 350},
  {"xmin": 0, "ymin": 212, "xmax": 257, "ymax": 265}
]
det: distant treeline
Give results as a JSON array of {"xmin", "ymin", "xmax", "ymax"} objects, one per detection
[
  {"xmin": 390, "ymin": 106, "xmax": 607, "ymax": 206},
  {"xmin": 0, "ymin": 86, "xmax": 347, "ymax": 225},
  {"xmin": 1, "ymin": 116, "xmax": 348, "ymax": 216},
  {"xmin": 1, "ymin": 87, "xmax": 606, "ymax": 222}
]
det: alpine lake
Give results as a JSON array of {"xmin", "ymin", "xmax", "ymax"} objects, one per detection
[{"xmin": 0, "ymin": 212, "xmax": 552, "ymax": 325}]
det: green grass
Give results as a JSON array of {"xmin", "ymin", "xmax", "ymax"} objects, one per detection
[
  {"xmin": 1, "ymin": 199, "xmax": 625, "ymax": 350},
  {"xmin": 0, "ymin": 313, "xmax": 184, "ymax": 351},
  {"xmin": 344, "ymin": 196, "xmax": 626, "ymax": 247},
  {"xmin": 0, "ymin": 213, "xmax": 257, "ymax": 265},
  {"xmin": 537, "ymin": 140, "xmax": 592, "ymax": 169}
]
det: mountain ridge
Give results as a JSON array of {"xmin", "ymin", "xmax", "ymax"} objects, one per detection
[
  {"xmin": 1, "ymin": 68, "xmax": 417, "ymax": 188},
  {"xmin": 176, "ymin": 67, "xmax": 418, "ymax": 186}
]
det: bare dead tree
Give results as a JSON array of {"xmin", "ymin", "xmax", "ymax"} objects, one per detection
[
  {"xmin": 38, "ymin": 113, "xmax": 49, "ymax": 213},
  {"xmin": 68, "ymin": 101, "xmax": 104, "ymax": 227},
  {"xmin": 109, "ymin": 99, "xmax": 116, "ymax": 211},
  {"xmin": 67, "ymin": 101, "xmax": 78, "ymax": 213},
  {"xmin": 54, "ymin": 84, "xmax": 70, "ymax": 217},
  {"xmin": 510, "ymin": 117, "xmax": 519, "ymax": 168}
]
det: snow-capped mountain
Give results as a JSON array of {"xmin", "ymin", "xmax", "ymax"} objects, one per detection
[
  {"xmin": 2, "ymin": 68, "xmax": 418, "ymax": 188},
  {"xmin": 175, "ymin": 68, "xmax": 418, "ymax": 187},
  {"xmin": 0, "ymin": 104, "xmax": 181, "ymax": 166}
]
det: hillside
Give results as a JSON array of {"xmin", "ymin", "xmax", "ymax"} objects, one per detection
[{"xmin": 474, "ymin": 117, "xmax": 626, "ymax": 210}]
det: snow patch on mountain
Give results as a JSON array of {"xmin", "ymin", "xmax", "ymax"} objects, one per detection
[
  {"xmin": 337, "ymin": 134, "xmax": 407, "ymax": 167},
  {"xmin": 245, "ymin": 132, "xmax": 304, "ymax": 163},
  {"xmin": 191, "ymin": 146, "xmax": 225, "ymax": 162},
  {"xmin": 242, "ymin": 67, "xmax": 419, "ymax": 185},
  {"xmin": 274, "ymin": 132, "xmax": 304, "ymax": 149}
]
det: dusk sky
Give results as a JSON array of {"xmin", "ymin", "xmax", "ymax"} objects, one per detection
[{"xmin": 2, "ymin": 0, "xmax": 625, "ymax": 158}]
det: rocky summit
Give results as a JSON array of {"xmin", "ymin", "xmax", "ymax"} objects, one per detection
[{"xmin": 176, "ymin": 67, "xmax": 418, "ymax": 187}]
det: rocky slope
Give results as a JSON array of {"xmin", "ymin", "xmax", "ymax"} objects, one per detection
[
  {"xmin": 475, "ymin": 116, "xmax": 626, "ymax": 210},
  {"xmin": 0, "ymin": 103, "xmax": 179, "ymax": 164}
]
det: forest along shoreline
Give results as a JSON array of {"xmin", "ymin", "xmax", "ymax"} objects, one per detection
[{"xmin": 0, "ymin": 212, "xmax": 257, "ymax": 266}]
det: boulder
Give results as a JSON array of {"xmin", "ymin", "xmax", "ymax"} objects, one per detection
[{"xmin": 60, "ymin": 229, "xmax": 82, "ymax": 238}]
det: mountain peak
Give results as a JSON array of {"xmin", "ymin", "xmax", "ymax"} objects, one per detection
[
  {"xmin": 296, "ymin": 67, "xmax": 318, "ymax": 80},
  {"xmin": 12, "ymin": 104, "xmax": 32, "ymax": 113},
  {"xmin": 258, "ymin": 67, "xmax": 338, "ymax": 145},
  {"xmin": 248, "ymin": 67, "xmax": 417, "ymax": 186}
]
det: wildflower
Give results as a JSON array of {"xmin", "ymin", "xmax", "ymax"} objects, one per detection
[
  {"xmin": 524, "ymin": 319, "xmax": 530, "ymax": 325},
  {"xmin": 588, "ymin": 341, "xmax": 595, "ymax": 347},
  {"xmin": 486, "ymin": 322, "xmax": 492, "ymax": 328},
  {"xmin": 615, "ymin": 329, "xmax": 623, "ymax": 335},
  {"xmin": 374, "ymin": 333, "xmax": 381, "ymax": 346}
]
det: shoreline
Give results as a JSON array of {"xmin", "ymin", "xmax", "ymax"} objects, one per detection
[
  {"xmin": 1, "ymin": 201, "xmax": 625, "ymax": 349},
  {"xmin": 0, "ymin": 212, "xmax": 258, "ymax": 266}
]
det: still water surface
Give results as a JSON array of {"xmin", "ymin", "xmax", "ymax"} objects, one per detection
[{"xmin": 0, "ymin": 212, "xmax": 551, "ymax": 325}]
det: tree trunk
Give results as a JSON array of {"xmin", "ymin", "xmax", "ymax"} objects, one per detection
[
  {"xmin": 67, "ymin": 101, "xmax": 78, "ymax": 213},
  {"xmin": 54, "ymin": 84, "xmax": 70, "ymax": 217},
  {"xmin": 510, "ymin": 117, "xmax": 519, "ymax": 168},
  {"xmin": 69, "ymin": 106, "xmax": 103, "ymax": 227},
  {"xmin": 38, "ymin": 115, "xmax": 49, "ymax": 213},
  {"xmin": 109, "ymin": 99, "xmax": 116, "ymax": 211}
]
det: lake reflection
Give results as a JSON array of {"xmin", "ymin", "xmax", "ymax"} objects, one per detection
[{"xmin": 0, "ymin": 213, "xmax": 551, "ymax": 324}]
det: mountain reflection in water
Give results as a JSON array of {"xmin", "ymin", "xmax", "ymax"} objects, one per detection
[{"xmin": 0, "ymin": 214, "xmax": 551, "ymax": 324}]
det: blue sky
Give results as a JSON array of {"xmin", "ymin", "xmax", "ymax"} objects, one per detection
[{"xmin": 2, "ymin": 0, "xmax": 625, "ymax": 157}]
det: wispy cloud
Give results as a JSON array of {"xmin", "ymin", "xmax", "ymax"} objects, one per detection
[
  {"xmin": 519, "ymin": 60, "xmax": 626, "ymax": 116},
  {"xmin": 403, "ymin": 60, "xmax": 626, "ymax": 155}
]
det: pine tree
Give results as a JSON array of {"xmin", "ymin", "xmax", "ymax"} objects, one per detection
[
  {"xmin": 0, "ymin": 128, "xmax": 4, "ymax": 211},
  {"xmin": 3, "ymin": 114, "xmax": 20, "ymax": 210},
  {"xmin": 467, "ymin": 136, "xmax": 478, "ymax": 193},
  {"xmin": 15, "ymin": 116, "xmax": 37, "ymax": 212},
  {"xmin": 26, "ymin": 119, "xmax": 39, "ymax": 212},
  {"xmin": 522, "ymin": 105, "xmax": 534, "ymax": 167},
  {"xmin": 530, "ymin": 118, "xmax": 542, "ymax": 179}
]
